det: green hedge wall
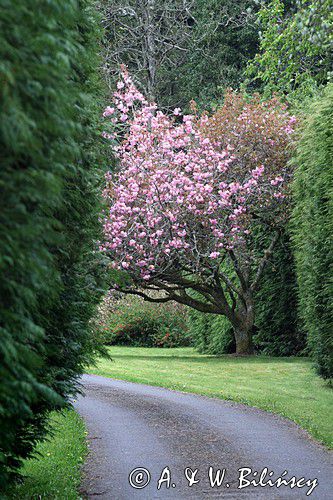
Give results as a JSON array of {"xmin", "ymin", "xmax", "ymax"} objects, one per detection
[
  {"xmin": 0, "ymin": 0, "xmax": 106, "ymax": 486},
  {"xmin": 292, "ymin": 84, "xmax": 333, "ymax": 379},
  {"xmin": 254, "ymin": 231, "xmax": 306, "ymax": 356}
]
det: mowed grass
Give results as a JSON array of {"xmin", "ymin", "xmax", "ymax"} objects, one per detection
[
  {"xmin": 88, "ymin": 346, "xmax": 333, "ymax": 448},
  {"xmin": 9, "ymin": 409, "xmax": 86, "ymax": 499}
]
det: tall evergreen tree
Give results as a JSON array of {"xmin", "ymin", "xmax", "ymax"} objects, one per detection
[{"xmin": 254, "ymin": 231, "xmax": 305, "ymax": 356}]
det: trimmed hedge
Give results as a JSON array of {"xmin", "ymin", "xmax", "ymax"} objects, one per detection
[
  {"xmin": 292, "ymin": 84, "xmax": 333, "ymax": 379},
  {"xmin": 0, "ymin": 0, "xmax": 106, "ymax": 486}
]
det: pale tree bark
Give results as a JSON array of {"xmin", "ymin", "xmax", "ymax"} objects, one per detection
[{"xmin": 143, "ymin": 0, "xmax": 157, "ymax": 100}]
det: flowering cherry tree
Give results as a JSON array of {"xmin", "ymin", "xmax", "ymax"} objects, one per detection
[{"xmin": 102, "ymin": 68, "xmax": 296, "ymax": 354}]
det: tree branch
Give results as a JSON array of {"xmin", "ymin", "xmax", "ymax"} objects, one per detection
[
  {"xmin": 119, "ymin": 286, "xmax": 222, "ymax": 314},
  {"xmin": 228, "ymin": 249, "xmax": 248, "ymax": 292}
]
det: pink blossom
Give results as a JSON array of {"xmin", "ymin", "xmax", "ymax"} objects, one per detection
[
  {"xmin": 102, "ymin": 132, "xmax": 115, "ymax": 140},
  {"xmin": 251, "ymin": 165, "xmax": 265, "ymax": 179},
  {"xmin": 271, "ymin": 176, "xmax": 284, "ymax": 186},
  {"xmin": 103, "ymin": 106, "xmax": 115, "ymax": 117},
  {"xmin": 101, "ymin": 68, "xmax": 290, "ymax": 284}
]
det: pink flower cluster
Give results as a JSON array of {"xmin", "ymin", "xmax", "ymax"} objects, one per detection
[{"xmin": 102, "ymin": 69, "xmax": 292, "ymax": 282}]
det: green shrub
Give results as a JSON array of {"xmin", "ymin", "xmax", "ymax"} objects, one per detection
[
  {"xmin": 96, "ymin": 294, "xmax": 191, "ymax": 347},
  {"xmin": 0, "ymin": 0, "xmax": 106, "ymax": 486},
  {"xmin": 291, "ymin": 84, "xmax": 333, "ymax": 379}
]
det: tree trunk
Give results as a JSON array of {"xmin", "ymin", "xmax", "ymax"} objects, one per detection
[
  {"xmin": 146, "ymin": 0, "xmax": 156, "ymax": 102},
  {"xmin": 234, "ymin": 327, "xmax": 254, "ymax": 355},
  {"xmin": 230, "ymin": 289, "xmax": 255, "ymax": 355}
]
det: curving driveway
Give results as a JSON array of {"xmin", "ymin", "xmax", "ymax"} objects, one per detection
[{"xmin": 75, "ymin": 374, "xmax": 332, "ymax": 499}]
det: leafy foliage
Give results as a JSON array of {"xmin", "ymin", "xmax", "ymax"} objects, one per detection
[
  {"xmin": 0, "ymin": 0, "xmax": 106, "ymax": 485},
  {"xmin": 204, "ymin": 90, "xmax": 295, "ymax": 183},
  {"xmin": 246, "ymin": 0, "xmax": 333, "ymax": 101},
  {"xmin": 96, "ymin": 293, "xmax": 190, "ymax": 347},
  {"xmin": 291, "ymin": 84, "xmax": 333, "ymax": 379}
]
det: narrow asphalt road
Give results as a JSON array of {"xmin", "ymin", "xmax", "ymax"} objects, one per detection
[{"xmin": 75, "ymin": 375, "xmax": 332, "ymax": 500}]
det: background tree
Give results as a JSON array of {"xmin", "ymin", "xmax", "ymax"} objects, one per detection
[
  {"xmin": 0, "ymin": 0, "xmax": 106, "ymax": 486},
  {"xmin": 246, "ymin": 0, "xmax": 333, "ymax": 101},
  {"xmin": 99, "ymin": 0, "xmax": 194, "ymax": 103},
  {"xmin": 291, "ymin": 84, "xmax": 333, "ymax": 379},
  {"xmin": 102, "ymin": 72, "xmax": 296, "ymax": 354},
  {"xmin": 99, "ymin": 0, "xmax": 260, "ymax": 109},
  {"xmin": 165, "ymin": 0, "xmax": 259, "ymax": 108}
]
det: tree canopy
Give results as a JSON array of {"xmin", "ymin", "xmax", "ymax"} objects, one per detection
[{"xmin": 102, "ymin": 70, "xmax": 296, "ymax": 354}]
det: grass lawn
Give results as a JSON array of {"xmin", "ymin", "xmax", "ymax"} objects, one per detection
[
  {"xmin": 9, "ymin": 409, "xmax": 86, "ymax": 499},
  {"xmin": 88, "ymin": 346, "xmax": 333, "ymax": 448}
]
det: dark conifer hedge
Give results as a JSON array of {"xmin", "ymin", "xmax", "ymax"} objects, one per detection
[
  {"xmin": 254, "ymin": 232, "xmax": 306, "ymax": 356},
  {"xmin": 292, "ymin": 84, "xmax": 333, "ymax": 379},
  {"xmin": 0, "ymin": 0, "xmax": 106, "ymax": 486}
]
